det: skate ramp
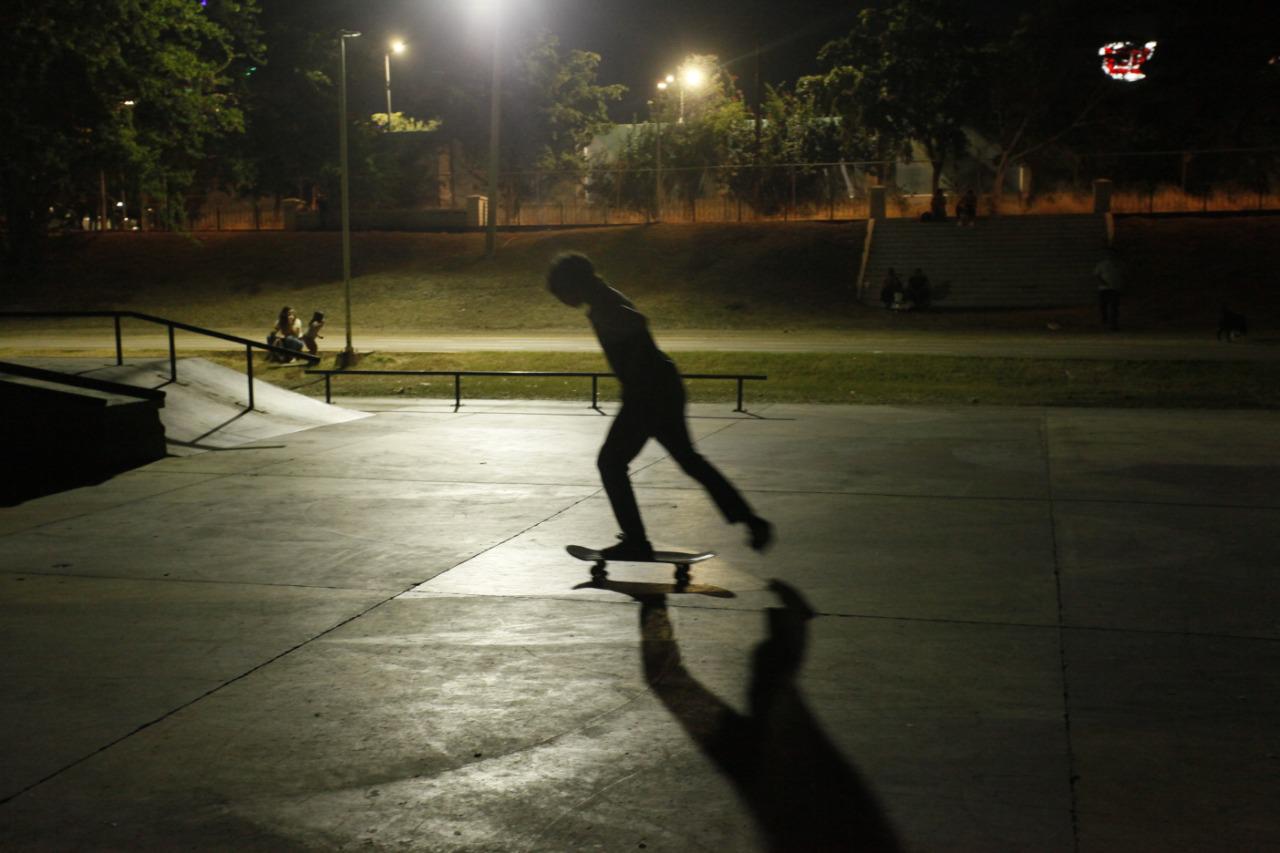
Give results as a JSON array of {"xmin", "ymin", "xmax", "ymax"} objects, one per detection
[{"xmin": 16, "ymin": 356, "xmax": 369, "ymax": 456}]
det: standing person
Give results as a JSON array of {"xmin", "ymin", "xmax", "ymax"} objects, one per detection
[
  {"xmin": 546, "ymin": 252, "xmax": 773, "ymax": 560},
  {"xmin": 957, "ymin": 188, "xmax": 977, "ymax": 226},
  {"xmin": 1093, "ymin": 247, "xmax": 1124, "ymax": 331},
  {"xmin": 301, "ymin": 310, "xmax": 326, "ymax": 355},
  {"xmin": 929, "ymin": 188, "xmax": 948, "ymax": 222}
]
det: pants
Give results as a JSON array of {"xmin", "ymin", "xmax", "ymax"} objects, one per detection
[
  {"xmin": 267, "ymin": 334, "xmax": 305, "ymax": 361},
  {"xmin": 598, "ymin": 374, "xmax": 752, "ymax": 541}
]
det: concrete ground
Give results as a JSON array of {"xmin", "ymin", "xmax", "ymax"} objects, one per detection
[{"xmin": 2, "ymin": 391, "xmax": 1278, "ymax": 851}]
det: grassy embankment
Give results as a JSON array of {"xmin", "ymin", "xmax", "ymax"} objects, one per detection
[{"xmin": 5, "ymin": 219, "xmax": 1280, "ymax": 407}]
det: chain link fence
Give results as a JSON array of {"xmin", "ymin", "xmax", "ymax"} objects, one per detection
[{"xmin": 173, "ymin": 147, "xmax": 1279, "ymax": 230}]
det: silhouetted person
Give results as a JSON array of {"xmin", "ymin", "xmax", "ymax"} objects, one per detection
[
  {"xmin": 906, "ymin": 268, "xmax": 931, "ymax": 310},
  {"xmin": 929, "ymin": 188, "xmax": 947, "ymax": 222},
  {"xmin": 879, "ymin": 268, "xmax": 904, "ymax": 310},
  {"xmin": 957, "ymin": 188, "xmax": 977, "ymax": 226},
  {"xmin": 1093, "ymin": 247, "xmax": 1124, "ymax": 331},
  {"xmin": 547, "ymin": 251, "xmax": 773, "ymax": 560}
]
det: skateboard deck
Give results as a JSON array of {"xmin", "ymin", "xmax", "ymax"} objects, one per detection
[{"xmin": 566, "ymin": 544, "xmax": 715, "ymax": 583}]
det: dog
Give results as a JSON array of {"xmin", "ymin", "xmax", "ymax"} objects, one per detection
[{"xmin": 1217, "ymin": 304, "xmax": 1248, "ymax": 342}]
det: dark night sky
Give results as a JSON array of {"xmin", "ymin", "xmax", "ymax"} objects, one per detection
[
  {"xmin": 324, "ymin": 1, "xmax": 1261, "ymax": 123},
  {"xmin": 335, "ymin": 0, "xmax": 877, "ymax": 120}
]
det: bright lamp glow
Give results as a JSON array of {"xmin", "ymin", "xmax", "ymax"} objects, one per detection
[
  {"xmin": 681, "ymin": 66, "xmax": 706, "ymax": 89},
  {"xmin": 390, "ymin": 39, "xmax": 407, "ymax": 54}
]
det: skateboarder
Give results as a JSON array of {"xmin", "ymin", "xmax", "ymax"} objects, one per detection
[{"xmin": 547, "ymin": 252, "xmax": 773, "ymax": 560}]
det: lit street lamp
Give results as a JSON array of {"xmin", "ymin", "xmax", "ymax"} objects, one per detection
[
  {"xmin": 338, "ymin": 29, "xmax": 361, "ymax": 368},
  {"xmin": 648, "ymin": 94, "xmax": 664, "ymax": 222},
  {"xmin": 657, "ymin": 64, "xmax": 706, "ymax": 124},
  {"xmin": 384, "ymin": 39, "xmax": 406, "ymax": 131}
]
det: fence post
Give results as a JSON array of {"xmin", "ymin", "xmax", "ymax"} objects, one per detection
[
  {"xmin": 736, "ymin": 378, "xmax": 745, "ymax": 413},
  {"xmin": 114, "ymin": 315, "xmax": 123, "ymax": 365},
  {"xmin": 591, "ymin": 375, "xmax": 599, "ymax": 409},
  {"xmin": 454, "ymin": 373, "xmax": 461, "ymax": 410},
  {"xmin": 325, "ymin": 373, "xmax": 332, "ymax": 404}
]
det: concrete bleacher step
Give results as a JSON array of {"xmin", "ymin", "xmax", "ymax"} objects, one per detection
[{"xmin": 861, "ymin": 214, "xmax": 1106, "ymax": 308}]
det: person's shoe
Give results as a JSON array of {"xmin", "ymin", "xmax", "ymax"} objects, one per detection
[
  {"xmin": 600, "ymin": 537, "xmax": 655, "ymax": 561},
  {"xmin": 746, "ymin": 515, "xmax": 774, "ymax": 552}
]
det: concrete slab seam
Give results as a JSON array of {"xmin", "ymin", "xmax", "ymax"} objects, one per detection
[
  {"xmin": 1043, "ymin": 410, "xmax": 1082, "ymax": 852},
  {"xmin": 0, "ymin": 476, "xmax": 224, "ymax": 539},
  {"xmin": 0, "ymin": 589, "xmax": 406, "ymax": 809}
]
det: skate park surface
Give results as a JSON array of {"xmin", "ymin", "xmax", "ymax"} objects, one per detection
[{"xmin": 2, "ymin": 385, "xmax": 1278, "ymax": 850}]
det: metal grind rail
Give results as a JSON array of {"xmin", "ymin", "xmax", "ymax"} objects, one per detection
[
  {"xmin": 304, "ymin": 368, "xmax": 767, "ymax": 412},
  {"xmin": 0, "ymin": 310, "xmax": 319, "ymax": 411}
]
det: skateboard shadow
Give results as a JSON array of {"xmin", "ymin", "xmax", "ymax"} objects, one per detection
[
  {"xmin": 626, "ymin": 580, "xmax": 901, "ymax": 852},
  {"xmin": 571, "ymin": 577, "xmax": 736, "ymax": 599}
]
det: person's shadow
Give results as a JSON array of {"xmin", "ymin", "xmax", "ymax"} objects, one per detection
[{"xmin": 625, "ymin": 579, "xmax": 901, "ymax": 852}]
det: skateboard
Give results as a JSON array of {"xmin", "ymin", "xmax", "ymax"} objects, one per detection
[{"xmin": 566, "ymin": 544, "xmax": 715, "ymax": 586}]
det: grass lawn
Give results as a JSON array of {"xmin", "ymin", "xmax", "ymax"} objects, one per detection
[
  {"xmin": 7, "ymin": 218, "xmax": 1280, "ymax": 409},
  {"xmin": 10, "ymin": 216, "xmax": 1279, "ymax": 336}
]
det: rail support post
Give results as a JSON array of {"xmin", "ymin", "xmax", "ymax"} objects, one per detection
[
  {"xmin": 114, "ymin": 316, "xmax": 123, "ymax": 366},
  {"xmin": 168, "ymin": 325, "xmax": 177, "ymax": 382},
  {"xmin": 454, "ymin": 373, "xmax": 462, "ymax": 411},
  {"xmin": 591, "ymin": 375, "xmax": 599, "ymax": 410},
  {"xmin": 736, "ymin": 378, "xmax": 745, "ymax": 413},
  {"xmin": 245, "ymin": 344, "xmax": 255, "ymax": 411}
]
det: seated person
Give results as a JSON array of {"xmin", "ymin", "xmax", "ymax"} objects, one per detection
[
  {"xmin": 267, "ymin": 306, "xmax": 304, "ymax": 362},
  {"xmin": 301, "ymin": 310, "xmax": 325, "ymax": 355},
  {"xmin": 906, "ymin": 268, "xmax": 931, "ymax": 310},
  {"xmin": 879, "ymin": 268, "xmax": 904, "ymax": 309}
]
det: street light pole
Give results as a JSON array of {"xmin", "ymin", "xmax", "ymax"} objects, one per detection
[
  {"xmin": 384, "ymin": 40, "xmax": 405, "ymax": 132},
  {"xmin": 339, "ymin": 30, "xmax": 361, "ymax": 368},
  {"xmin": 484, "ymin": 12, "xmax": 501, "ymax": 259}
]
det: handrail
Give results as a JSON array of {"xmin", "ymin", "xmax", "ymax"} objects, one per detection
[
  {"xmin": 304, "ymin": 368, "xmax": 767, "ymax": 413},
  {"xmin": 0, "ymin": 310, "xmax": 318, "ymax": 411},
  {"xmin": 0, "ymin": 360, "xmax": 167, "ymax": 404}
]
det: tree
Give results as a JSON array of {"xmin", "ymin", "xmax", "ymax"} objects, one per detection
[
  {"xmin": 723, "ymin": 82, "xmax": 851, "ymax": 215},
  {"xmin": 812, "ymin": 0, "xmax": 979, "ymax": 191},
  {"xmin": 222, "ymin": 1, "xmax": 339, "ymax": 209},
  {"xmin": 0, "ymin": 0, "xmax": 262, "ymax": 266},
  {"xmin": 436, "ymin": 31, "xmax": 624, "ymax": 217},
  {"xmin": 972, "ymin": 2, "xmax": 1112, "ymax": 211}
]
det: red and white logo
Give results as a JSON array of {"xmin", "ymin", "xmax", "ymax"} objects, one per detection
[{"xmin": 1099, "ymin": 41, "xmax": 1158, "ymax": 81}]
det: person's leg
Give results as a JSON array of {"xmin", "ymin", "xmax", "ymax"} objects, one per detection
[
  {"xmin": 651, "ymin": 390, "xmax": 773, "ymax": 551},
  {"xmin": 597, "ymin": 404, "xmax": 655, "ymax": 552}
]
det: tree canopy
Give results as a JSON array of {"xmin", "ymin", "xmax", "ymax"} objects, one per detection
[{"xmin": 0, "ymin": 0, "xmax": 263, "ymax": 264}]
